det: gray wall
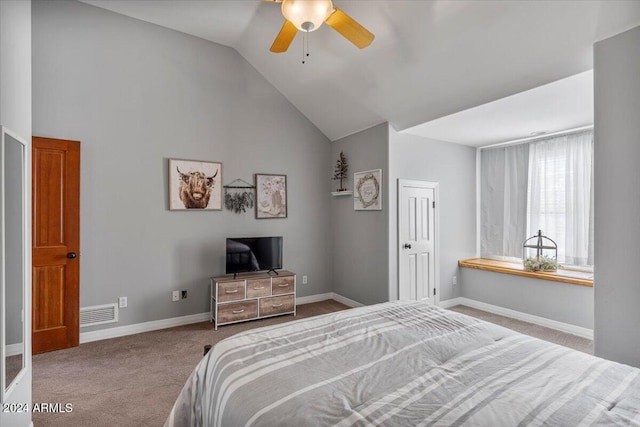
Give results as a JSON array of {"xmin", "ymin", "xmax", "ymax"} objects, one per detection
[
  {"xmin": 594, "ymin": 25, "xmax": 640, "ymax": 366},
  {"xmin": 0, "ymin": 0, "xmax": 32, "ymax": 140},
  {"xmin": 388, "ymin": 128, "xmax": 477, "ymax": 302},
  {"xmin": 0, "ymin": 1, "xmax": 32, "ymax": 425},
  {"xmin": 330, "ymin": 123, "xmax": 389, "ymax": 305},
  {"xmin": 32, "ymin": 0, "xmax": 333, "ymax": 331},
  {"xmin": 460, "ymin": 268, "xmax": 594, "ymax": 329}
]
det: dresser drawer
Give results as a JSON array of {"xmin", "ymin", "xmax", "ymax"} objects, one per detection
[
  {"xmin": 272, "ymin": 276, "xmax": 295, "ymax": 295},
  {"xmin": 217, "ymin": 300, "xmax": 258, "ymax": 324},
  {"xmin": 217, "ymin": 281, "xmax": 245, "ymax": 302},
  {"xmin": 259, "ymin": 295, "xmax": 294, "ymax": 316},
  {"xmin": 211, "ymin": 271, "xmax": 296, "ymax": 330},
  {"xmin": 246, "ymin": 278, "xmax": 271, "ymax": 298}
]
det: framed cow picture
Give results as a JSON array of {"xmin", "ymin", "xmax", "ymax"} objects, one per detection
[{"xmin": 169, "ymin": 159, "xmax": 223, "ymax": 210}]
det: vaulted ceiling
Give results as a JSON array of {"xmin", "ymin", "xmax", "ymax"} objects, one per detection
[{"xmin": 80, "ymin": 0, "xmax": 640, "ymax": 145}]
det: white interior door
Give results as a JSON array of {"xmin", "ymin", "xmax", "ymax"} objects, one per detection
[{"xmin": 398, "ymin": 180, "xmax": 438, "ymax": 304}]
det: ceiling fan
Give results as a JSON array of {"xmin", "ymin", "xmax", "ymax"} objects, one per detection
[{"xmin": 263, "ymin": 0, "xmax": 375, "ymax": 53}]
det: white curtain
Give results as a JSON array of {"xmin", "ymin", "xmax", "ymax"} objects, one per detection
[
  {"xmin": 480, "ymin": 143, "xmax": 529, "ymax": 259},
  {"xmin": 527, "ymin": 131, "xmax": 594, "ymax": 266}
]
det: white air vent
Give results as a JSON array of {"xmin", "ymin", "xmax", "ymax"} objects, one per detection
[{"xmin": 80, "ymin": 303, "xmax": 118, "ymax": 327}]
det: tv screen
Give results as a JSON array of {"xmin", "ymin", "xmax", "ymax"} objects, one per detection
[{"xmin": 226, "ymin": 237, "xmax": 283, "ymax": 275}]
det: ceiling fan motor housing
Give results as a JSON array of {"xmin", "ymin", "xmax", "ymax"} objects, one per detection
[{"xmin": 281, "ymin": 0, "xmax": 334, "ymax": 32}]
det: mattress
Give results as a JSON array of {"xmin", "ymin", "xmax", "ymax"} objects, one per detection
[{"xmin": 165, "ymin": 300, "xmax": 640, "ymax": 426}]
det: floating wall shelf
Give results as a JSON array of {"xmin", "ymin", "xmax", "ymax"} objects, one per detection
[{"xmin": 331, "ymin": 191, "xmax": 353, "ymax": 197}]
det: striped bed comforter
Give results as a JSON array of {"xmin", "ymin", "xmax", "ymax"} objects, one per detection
[{"xmin": 165, "ymin": 301, "xmax": 640, "ymax": 426}]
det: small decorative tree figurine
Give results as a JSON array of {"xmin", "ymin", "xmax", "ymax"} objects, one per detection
[{"xmin": 333, "ymin": 151, "xmax": 349, "ymax": 192}]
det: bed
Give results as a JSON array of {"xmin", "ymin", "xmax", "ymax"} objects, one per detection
[{"xmin": 165, "ymin": 300, "xmax": 640, "ymax": 426}]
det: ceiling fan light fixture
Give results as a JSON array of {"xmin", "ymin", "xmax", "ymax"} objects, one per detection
[{"xmin": 281, "ymin": 0, "xmax": 334, "ymax": 32}]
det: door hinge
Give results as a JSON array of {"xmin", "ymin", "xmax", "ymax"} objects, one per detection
[
  {"xmin": 434, "ymin": 288, "xmax": 437, "ymax": 295},
  {"xmin": 432, "ymin": 201, "xmax": 435, "ymax": 209}
]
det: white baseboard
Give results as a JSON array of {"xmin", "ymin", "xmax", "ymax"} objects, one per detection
[
  {"xmin": 440, "ymin": 297, "xmax": 593, "ymax": 340},
  {"xmin": 297, "ymin": 292, "xmax": 363, "ymax": 308},
  {"xmin": 79, "ymin": 292, "xmax": 362, "ymax": 345},
  {"xmin": 439, "ymin": 297, "xmax": 464, "ymax": 309},
  {"xmin": 80, "ymin": 312, "xmax": 210, "ymax": 344},
  {"xmin": 329, "ymin": 293, "xmax": 364, "ymax": 308},
  {"xmin": 296, "ymin": 293, "xmax": 335, "ymax": 305},
  {"xmin": 78, "ymin": 294, "xmax": 591, "ymax": 345},
  {"xmin": 6, "ymin": 342, "xmax": 23, "ymax": 357}
]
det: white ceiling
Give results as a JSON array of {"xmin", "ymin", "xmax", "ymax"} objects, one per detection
[
  {"xmin": 80, "ymin": 0, "xmax": 640, "ymax": 143},
  {"xmin": 403, "ymin": 70, "xmax": 594, "ymax": 147}
]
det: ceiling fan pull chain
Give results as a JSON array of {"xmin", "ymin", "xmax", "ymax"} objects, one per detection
[{"xmin": 302, "ymin": 32, "xmax": 309, "ymax": 64}]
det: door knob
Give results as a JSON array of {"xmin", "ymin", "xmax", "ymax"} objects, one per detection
[
  {"xmin": 403, "ymin": 243, "xmax": 412, "ymax": 249},
  {"xmin": 67, "ymin": 252, "xmax": 77, "ymax": 259}
]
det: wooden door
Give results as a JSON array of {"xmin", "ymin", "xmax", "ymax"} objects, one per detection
[
  {"xmin": 398, "ymin": 180, "xmax": 437, "ymax": 304},
  {"xmin": 32, "ymin": 136, "xmax": 80, "ymax": 354}
]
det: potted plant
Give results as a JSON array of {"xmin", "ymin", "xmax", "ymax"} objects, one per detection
[{"xmin": 523, "ymin": 255, "xmax": 558, "ymax": 272}]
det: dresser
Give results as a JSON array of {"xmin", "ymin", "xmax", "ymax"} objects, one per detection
[{"xmin": 210, "ymin": 270, "xmax": 296, "ymax": 330}]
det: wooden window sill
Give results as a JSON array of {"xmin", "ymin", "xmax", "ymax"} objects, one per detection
[{"xmin": 458, "ymin": 258, "xmax": 593, "ymax": 287}]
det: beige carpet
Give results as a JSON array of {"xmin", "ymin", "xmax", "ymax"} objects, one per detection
[
  {"xmin": 447, "ymin": 304, "xmax": 593, "ymax": 354},
  {"xmin": 31, "ymin": 300, "xmax": 592, "ymax": 426},
  {"xmin": 32, "ymin": 300, "xmax": 349, "ymax": 427}
]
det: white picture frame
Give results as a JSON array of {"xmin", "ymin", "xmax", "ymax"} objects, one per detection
[{"xmin": 354, "ymin": 169, "xmax": 382, "ymax": 211}]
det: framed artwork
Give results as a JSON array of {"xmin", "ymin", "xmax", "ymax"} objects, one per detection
[
  {"xmin": 169, "ymin": 158, "xmax": 223, "ymax": 210},
  {"xmin": 354, "ymin": 169, "xmax": 382, "ymax": 211},
  {"xmin": 255, "ymin": 174, "xmax": 287, "ymax": 219}
]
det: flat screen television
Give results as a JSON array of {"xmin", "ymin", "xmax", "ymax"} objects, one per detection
[{"xmin": 226, "ymin": 236, "xmax": 283, "ymax": 276}]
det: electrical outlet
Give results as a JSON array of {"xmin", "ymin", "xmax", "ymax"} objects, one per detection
[
  {"xmin": 172, "ymin": 290, "xmax": 180, "ymax": 302},
  {"xmin": 302, "ymin": 275, "xmax": 308, "ymax": 284},
  {"xmin": 119, "ymin": 296, "xmax": 127, "ymax": 308},
  {"xmin": 181, "ymin": 290, "xmax": 187, "ymax": 299},
  {"xmin": 452, "ymin": 276, "xmax": 457, "ymax": 286}
]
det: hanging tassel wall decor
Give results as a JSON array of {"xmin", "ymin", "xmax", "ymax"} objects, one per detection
[{"xmin": 223, "ymin": 179, "xmax": 255, "ymax": 214}]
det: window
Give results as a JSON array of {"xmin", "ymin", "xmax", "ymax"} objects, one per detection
[{"xmin": 480, "ymin": 130, "xmax": 594, "ymax": 268}]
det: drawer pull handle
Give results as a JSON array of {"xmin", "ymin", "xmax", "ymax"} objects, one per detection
[
  {"xmin": 253, "ymin": 286, "xmax": 266, "ymax": 290},
  {"xmin": 225, "ymin": 290, "xmax": 239, "ymax": 294},
  {"xmin": 277, "ymin": 284, "xmax": 289, "ymax": 288},
  {"xmin": 232, "ymin": 309, "xmax": 245, "ymax": 314},
  {"xmin": 272, "ymin": 303, "xmax": 284, "ymax": 308}
]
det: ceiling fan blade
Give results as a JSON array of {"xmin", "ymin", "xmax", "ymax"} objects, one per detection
[
  {"xmin": 261, "ymin": 0, "xmax": 283, "ymax": 2},
  {"xmin": 324, "ymin": 7, "xmax": 374, "ymax": 49},
  {"xmin": 270, "ymin": 20, "xmax": 298, "ymax": 53}
]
